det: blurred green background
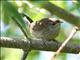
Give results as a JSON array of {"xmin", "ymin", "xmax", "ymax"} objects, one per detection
[{"xmin": 0, "ymin": 0, "xmax": 80, "ymax": 60}]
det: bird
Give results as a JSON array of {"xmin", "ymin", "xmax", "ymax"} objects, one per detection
[{"xmin": 29, "ymin": 18, "xmax": 61, "ymax": 41}]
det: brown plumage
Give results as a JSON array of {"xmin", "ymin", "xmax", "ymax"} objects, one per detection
[{"xmin": 30, "ymin": 18, "xmax": 61, "ymax": 40}]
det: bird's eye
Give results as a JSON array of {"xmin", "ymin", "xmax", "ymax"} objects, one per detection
[
  {"xmin": 56, "ymin": 20, "xmax": 60, "ymax": 23},
  {"xmin": 51, "ymin": 20, "xmax": 61, "ymax": 25},
  {"xmin": 52, "ymin": 22, "xmax": 56, "ymax": 25}
]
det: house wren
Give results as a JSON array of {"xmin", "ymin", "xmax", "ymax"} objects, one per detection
[{"xmin": 30, "ymin": 18, "xmax": 61, "ymax": 40}]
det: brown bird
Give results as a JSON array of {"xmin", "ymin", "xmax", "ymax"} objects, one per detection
[{"xmin": 30, "ymin": 18, "xmax": 61, "ymax": 40}]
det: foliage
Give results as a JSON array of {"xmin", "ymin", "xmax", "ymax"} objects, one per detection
[{"xmin": 1, "ymin": 0, "xmax": 80, "ymax": 60}]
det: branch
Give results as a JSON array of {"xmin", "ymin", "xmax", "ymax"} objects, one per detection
[
  {"xmin": 40, "ymin": 2, "xmax": 80, "ymax": 29},
  {"xmin": 0, "ymin": 37, "xmax": 80, "ymax": 54},
  {"xmin": 51, "ymin": 27, "xmax": 77, "ymax": 60}
]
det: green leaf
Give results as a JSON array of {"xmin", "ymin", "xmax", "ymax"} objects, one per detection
[{"xmin": 1, "ymin": 1, "xmax": 31, "ymax": 39}]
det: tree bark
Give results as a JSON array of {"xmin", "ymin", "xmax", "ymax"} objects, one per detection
[{"xmin": 0, "ymin": 37, "xmax": 80, "ymax": 54}]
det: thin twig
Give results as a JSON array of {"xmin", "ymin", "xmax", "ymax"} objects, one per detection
[
  {"xmin": 51, "ymin": 27, "xmax": 78, "ymax": 60},
  {"xmin": 11, "ymin": 17, "xmax": 31, "ymax": 60},
  {"xmin": 22, "ymin": 12, "xmax": 33, "ymax": 23}
]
